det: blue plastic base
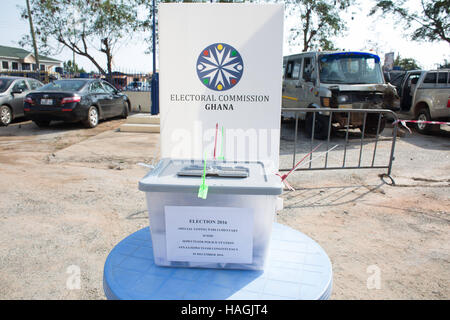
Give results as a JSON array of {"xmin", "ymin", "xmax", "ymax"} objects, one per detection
[{"xmin": 103, "ymin": 223, "xmax": 332, "ymax": 300}]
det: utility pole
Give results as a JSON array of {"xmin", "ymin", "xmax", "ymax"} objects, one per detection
[
  {"xmin": 150, "ymin": 0, "xmax": 159, "ymax": 115},
  {"xmin": 26, "ymin": 0, "xmax": 40, "ymax": 75},
  {"xmin": 72, "ymin": 17, "xmax": 76, "ymax": 73},
  {"xmin": 152, "ymin": 0, "xmax": 156, "ymax": 76}
]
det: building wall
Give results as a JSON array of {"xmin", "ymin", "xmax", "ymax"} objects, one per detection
[
  {"xmin": 0, "ymin": 57, "xmax": 59, "ymax": 72},
  {"xmin": 124, "ymin": 91, "xmax": 151, "ymax": 113}
]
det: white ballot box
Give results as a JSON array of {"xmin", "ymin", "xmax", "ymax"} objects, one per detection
[{"xmin": 139, "ymin": 159, "xmax": 283, "ymax": 270}]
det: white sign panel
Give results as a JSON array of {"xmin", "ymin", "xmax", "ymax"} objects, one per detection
[
  {"xmin": 384, "ymin": 52, "xmax": 395, "ymax": 71},
  {"xmin": 159, "ymin": 3, "xmax": 284, "ymax": 173},
  {"xmin": 165, "ymin": 206, "xmax": 254, "ymax": 264}
]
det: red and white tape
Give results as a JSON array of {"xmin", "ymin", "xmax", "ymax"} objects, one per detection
[
  {"xmin": 393, "ymin": 119, "xmax": 450, "ymax": 133},
  {"xmin": 393, "ymin": 119, "xmax": 450, "ymax": 126}
]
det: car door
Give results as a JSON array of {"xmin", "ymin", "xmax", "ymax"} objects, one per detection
[
  {"xmin": 282, "ymin": 57, "xmax": 303, "ymax": 108},
  {"xmin": 10, "ymin": 79, "xmax": 30, "ymax": 118},
  {"xmin": 89, "ymin": 81, "xmax": 112, "ymax": 117},
  {"xmin": 401, "ymin": 72, "xmax": 421, "ymax": 111},
  {"xmin": 299, "ymin": 55, "xmax": 317, "ymax": 108},
  {"xmin": 435, "ymin": 71, "xmax": 449, "ymax": 113},
  {"xmin": 101, "ymin": 81, "xmax": 123, "ymax": 116}
]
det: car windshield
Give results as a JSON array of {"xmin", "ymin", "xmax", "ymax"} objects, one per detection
[
  {"xmin": 319, "ymin": 53, "xmax": 384, "ymax": 84},
  {"xmin": 38, "ymin": 80, "xmax": 86, "ymax": 91},
  {"xmin": 0, "ymin": 79, "xmax": 13, "ymax": 93}
]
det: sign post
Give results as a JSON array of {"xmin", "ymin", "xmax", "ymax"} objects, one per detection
[
  {"xmin": 150, "ymin": 0, "xmax": 159, "ymax": 115},
  {"xmin": 158, "ymin": 3, "xmax": 284, "ymax": 172}
]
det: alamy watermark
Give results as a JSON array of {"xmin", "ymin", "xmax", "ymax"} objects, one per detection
[
  {"xmin": 66, "ymin": 265, "xmax": 81, "ymax": 290},
  {"xmin": 366, "ymin": 265, "xmax": 381, "ymax": 290}
]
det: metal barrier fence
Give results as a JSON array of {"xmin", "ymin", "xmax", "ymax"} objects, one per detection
[
  {"xmin": 280, "ymin": 108, "xmax": 398, "ymax": 184},
  {"xmin": 0, "ymin": 70, "xmax": 152, "ymax": 91}
]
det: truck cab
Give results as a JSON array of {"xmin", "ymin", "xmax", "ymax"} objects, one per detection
[{"xmin": 282, "ymin": 51, "xmax": 398, "ymax": 139}]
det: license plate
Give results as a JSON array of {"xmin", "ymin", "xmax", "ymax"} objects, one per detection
[
  {"xmin": 41, "ymin": 99, "xmax": 53, "ymax": 105},
  {"xmin": 338, "ymin": 104, "xmax": 352, "ymax": 109}
]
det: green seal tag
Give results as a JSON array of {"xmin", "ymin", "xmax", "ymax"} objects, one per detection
[{"xmin": 198, "ymin": 152, "xmax": 209, "ymax": 199}]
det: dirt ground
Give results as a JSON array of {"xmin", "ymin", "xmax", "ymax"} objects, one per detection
[{"xmin": 0, "ymin": 117, "xmax": 449, "ymax": 300}]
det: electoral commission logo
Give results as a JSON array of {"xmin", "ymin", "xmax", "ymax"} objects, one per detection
[{"xmin": 196, "ymin": 43, "xmax": 244, "ymax": 91}]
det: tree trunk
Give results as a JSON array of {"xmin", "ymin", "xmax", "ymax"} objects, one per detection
[
  {"xmin": 26, "ymin": 0, "xmax": 40, "ymax": 74},
  {"xmin": 303, "ymin": 7, "xmax": 312, "ymax": 52},
  {"xmin": 101, "ymin": 38, "xmax": 113, "ymax": 84}
]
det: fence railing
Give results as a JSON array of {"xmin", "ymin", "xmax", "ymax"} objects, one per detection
[
  {"xmin": 0, "ymin": 70, "xmax": 152, "ymax": 92},
  {"xmin": 280, "ymin": 108, "xmax": 398, "ymax": 184}
]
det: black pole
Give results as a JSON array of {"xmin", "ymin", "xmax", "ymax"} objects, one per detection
[
  {"xmin": 152, "ymin": 0, "xmax": 156, "ymax": 74},
  {"xmin": 150, "ymin": 0, "xmax": 159, "ymax": 115}
]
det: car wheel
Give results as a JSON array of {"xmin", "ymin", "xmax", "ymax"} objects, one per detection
[
  {"xmin": 416, "ymin": 108, "xmax": 435, "ymax": 134},
  {"xmin": 305, "ymin": 112, "xmax": 330, "ymax": 140},
  {"xmin": 0, "ymin": 105, "xmax": 12, "ymax": 126},
  {"xmin": 360, "ymin": 114, "xmax": 386, "ymax": 135},
  {"xmin": 121, "ymin": 101, "xmax": 129, "ymax": 119},
  {"xmin": 83, "ymin": 106, "xmax": 99, "ymax": 128},
  {"xmin": 33, "ymin": 120, "xmax": 51, "ymax": 128}
]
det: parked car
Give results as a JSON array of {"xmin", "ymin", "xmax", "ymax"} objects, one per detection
[
  {"xmin": 395, "ymin": 69, "xmax": 450, "ymax": 134},
  {"xmin": 0, "ymin": 76, "xmax": 44, "ymax": 126},
  {"xmin": 24, "ymin": 79, "xmax": 131, "ymax": 128},
  {"xmin": 124, "ymin": 81, "xmax": 151, "ymax": 92},
  {"xmin": 282, "ymin": 51, "xmax": 398, "ymax": 139}
]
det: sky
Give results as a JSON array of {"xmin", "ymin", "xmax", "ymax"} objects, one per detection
[{"xmin": 1, "ymin": 0, "xmax": 448, "ymax": 73}]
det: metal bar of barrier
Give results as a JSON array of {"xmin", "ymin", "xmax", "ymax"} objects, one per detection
[
  {"xmin": 279, "ymin": 165, "xmax": 390, "ymax": 171},
  {"xmin": 358, "ymin": 112, "xmax": 367, "ymax": 168},
  {"xmin": 343, "ymin": 111, "xmax": 350, "ymax": 168},
  {"xmin": 310, "ymin": 112, "xmax": 316, "ymax": 169},
  {"xmin": 280, "ymin": 108, "xmax": 398, "ymax": 182},
  {"xmin": 371, "ymin": 113, "xmax": 382, "ymax": 167},
  {"xmin": 387, "ymin": 117, "xmax": 398, "ymax": 177},
  {"xmin": 293, "ymin": 113, "xmax": 298, "ymax": 169},
  {"xmin": 325, "ymin": 113, "xmax": 332, "ymax": 168}
]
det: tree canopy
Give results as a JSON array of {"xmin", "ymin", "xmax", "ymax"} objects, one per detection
[
  {"xmin": 63, "ymin": 60, "xmax": 86, "ymax": 74},
  {"xmin": 394, "ymin": 54, "xmax": 421, "ymax": 70},
  {"xmin": 284, "ymin": 0, "xmax": 353, "ymax": 52},
  {"xmin": 370, "ymin": 0, "xmax": 450, "ymax": 45},
  {"xmin": 20, "ymin": 0, "xmax": 152, "ymax": 76}
]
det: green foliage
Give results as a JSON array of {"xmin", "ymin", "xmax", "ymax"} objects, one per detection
[
  {"xmin": 20, "ymin": 0, "xmax": 152, "ymax": 75},
  {"xmin": 370, "ymin": 0, "xmax": 450, "ymax": 44},
  {"xmin": 394, "ymin": 54, "xmax": 421, "ymax": 71},
  {"xmin": 63, "ymin": 60, "xmax": 86, "ymax": 73},
  {"xmin": 438, "ymin": 59, "xmax": 450, "ymax": 69},
  {"xmin": 283, "ymin": 0, "xmax": 352, "ymax": 52}
]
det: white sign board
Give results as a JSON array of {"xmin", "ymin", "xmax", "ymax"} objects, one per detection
[
  {"xmin": 159, "ymin": 3, "xmax": 284, "ymax": 173},
  {"xmin": 165, "ymin": 206, "xmax": 254, "ymax": 264},
  {"xmin": 384, "ymin": 52, "xmax": 395, "ymax": 71}
]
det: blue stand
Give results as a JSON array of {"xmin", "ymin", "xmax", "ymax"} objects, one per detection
[
  {"xmin": 150, "ymin": 72, "xmax": 159, "ymax": 115},
  {"xmin": 103, "ymin": 223, "xmax": 332, "ymax": 300}
]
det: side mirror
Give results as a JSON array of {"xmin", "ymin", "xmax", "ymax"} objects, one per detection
[
  {"xmin": 12, "ymin": 88, "xmax": 23, "ymax": 94},
  {"xmin": 384, "ymin": 72, "xmax": 391, "ymax": 83}
]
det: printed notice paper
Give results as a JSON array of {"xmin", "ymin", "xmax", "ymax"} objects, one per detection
[{"xmin": 165, "ymin": 206, "xmax": 254, "ymax": 263}]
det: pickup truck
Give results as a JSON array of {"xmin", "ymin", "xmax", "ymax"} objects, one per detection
[{"xmin": 391, "ymin": 69, "xmax": 450, "ymax": 134}]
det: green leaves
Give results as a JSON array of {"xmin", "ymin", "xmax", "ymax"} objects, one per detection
[
  {"xmin": 283, "ymin": 0, "xmax": 353, "ymax": 52},
  {"xmin": 370, "ymin": 0, "xmax": 450, "ymax": 45},
  {"xmin": 63, "ymin": 60, "xmax": 86, "ymax": 73},
  {"xmin": 21, "ymin": 0, "xmax": 151, "ymax": 75},
  {"xmin": 393, "ymin": 54, "xmax": 421, "ymax": 71}
]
